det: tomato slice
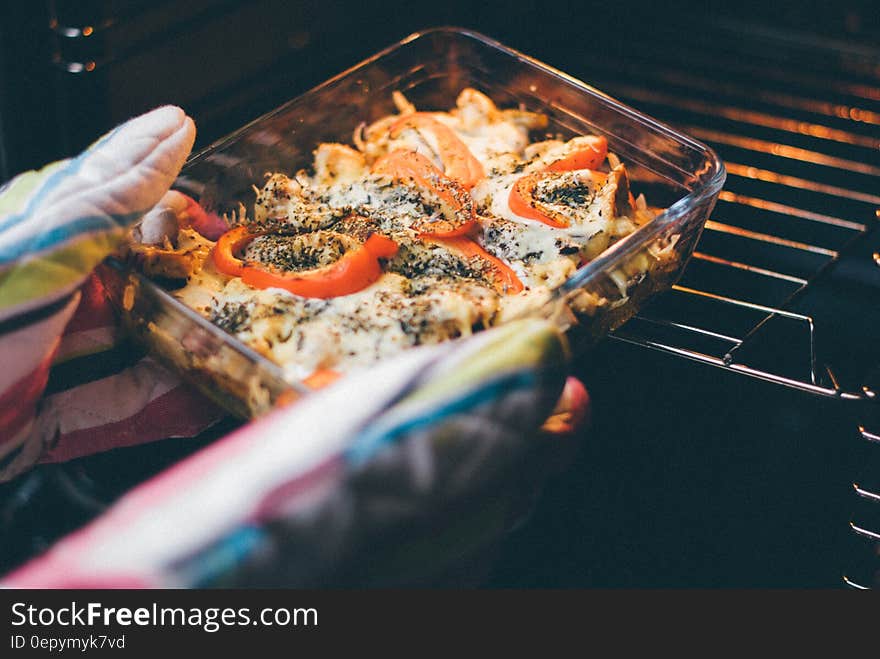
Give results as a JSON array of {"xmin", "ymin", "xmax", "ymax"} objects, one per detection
[
  {"xmin": 371, "ymin": 150, "xmax": 477, "ymax": 237},
  {"xmin": 212, "ymin": 228, "xmax": 398, "ymax": 299},
  {"xmin": 390, "ymin": 113, "xmax": 485, "ymax": 188},
  {"xmin": 430, "ymin": 236, "xmax": 524, "ymax": 295}
]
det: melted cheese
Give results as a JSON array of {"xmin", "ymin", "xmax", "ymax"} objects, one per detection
[
  {"xmin": 165, "ymin": 89, "xmax": 659, "ymax": 381},
  {"xmin": 179, "ymin": 268, "xmax": 494, "ymax": 381}
]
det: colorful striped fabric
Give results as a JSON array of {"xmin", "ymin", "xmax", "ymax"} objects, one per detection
[
  {"xmin": 0, "ymin": 294, "xmax": 79, "ymax": 472},
  {"xmin": 0, "ymin": 106, "xmax": 198, "ymax": 481},
  {"xmin": 32, "ymin": 273, "xmax": 223, "ymax": 467},
  {"xmin": 2, "ymin": 318, "xmax": 569, "ymax": 588}
]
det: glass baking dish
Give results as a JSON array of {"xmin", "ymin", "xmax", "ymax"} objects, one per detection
[{"xmin": 102, "ymin": 26, "xmax": 725, "ymax": 418}]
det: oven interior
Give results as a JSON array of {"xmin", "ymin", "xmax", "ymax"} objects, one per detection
[{"xmin": 0, "ymin": 1, "xmax": 877, "ymax": 587}]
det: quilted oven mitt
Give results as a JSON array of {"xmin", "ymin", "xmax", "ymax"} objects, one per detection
[
  {"xmin": 0, "ymin": 106, "xmax": 223, "ymax": 482},
  {"xmin": 3, "ymin": 317, "xmax": 575, "ymax": 587}
]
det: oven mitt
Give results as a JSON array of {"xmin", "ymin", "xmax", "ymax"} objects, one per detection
[
  {"xmin": 2, "ymin": 317, "xmax": 571, "ymax": 588},
  {"xmin": 0, "ymin": 106, "xmax": 215, "ymax": 482}
]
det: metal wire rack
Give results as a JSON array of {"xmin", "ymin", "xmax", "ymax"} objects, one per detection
[
  {"xmin": 573, "ymin": 22, "xmax": 880, "ymax": 401},
  {"xmin": 571, "ymin": 16, "xmax": 880, "ymax": 586}
]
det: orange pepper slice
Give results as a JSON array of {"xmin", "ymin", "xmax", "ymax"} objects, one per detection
[
  {"xmin": 302, "ymin": 368, "xmax": 342, "ymax": 389},
  {"xmin": 390, "ymin": 113, "xmax": 485, "ymax": 188},
  {"xmin": 508, "ymin": 173, "xmax": 571, "ymax": 228},
  {"xmin": 508, "ymin": 135, "xmax": 608, "ymax": 228},
  {"xmin": 212, "ymin": 228, "xmax": 398, "ymax": 299},
  {"xmin": 429, "ymin": 236, "xmax": 524, "ymax": 295},
  {"xmin": 371, "ymin": 149, "xmax": 477, "ymax": 238},
  {"xmin": 545, "ymin": 135, "xmax": 607, "ymax": 172},
  {"xmin": 212, "ymin": 225, "xmax": 253, "ymax": 277}
]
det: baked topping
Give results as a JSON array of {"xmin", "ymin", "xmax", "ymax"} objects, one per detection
[{"xmin": 136, "ymin": 88, "xmax": 660, "ymax": 382}]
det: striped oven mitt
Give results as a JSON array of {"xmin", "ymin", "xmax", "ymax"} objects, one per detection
[
  {"xmin": 0, "ymin": 106, "xmax": 223, "ymax": 482},
  {"xmin": 2, "ymin": 318, "xmax": 580, "ymax": 588}
]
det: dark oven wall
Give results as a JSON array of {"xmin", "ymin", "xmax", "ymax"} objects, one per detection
[
  {"xmin": 2, "ymin": 1, "xmax": 876, "ymax": 180},
  {"xmin": 2, "ymin": 0, "xmax": 394, "ymax": 180}
]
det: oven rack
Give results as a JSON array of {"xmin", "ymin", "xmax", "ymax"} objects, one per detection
[
  {"xmin": 570, "ymin": 15, "xmax": 880, "ymax": 588},
  {"xmin": 572, "ymin": 20, "xmax": 880, "ymax": 401},
  {"xmin": 615, "ymin": 286, "xmax": 834, "ymax": 397}
]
